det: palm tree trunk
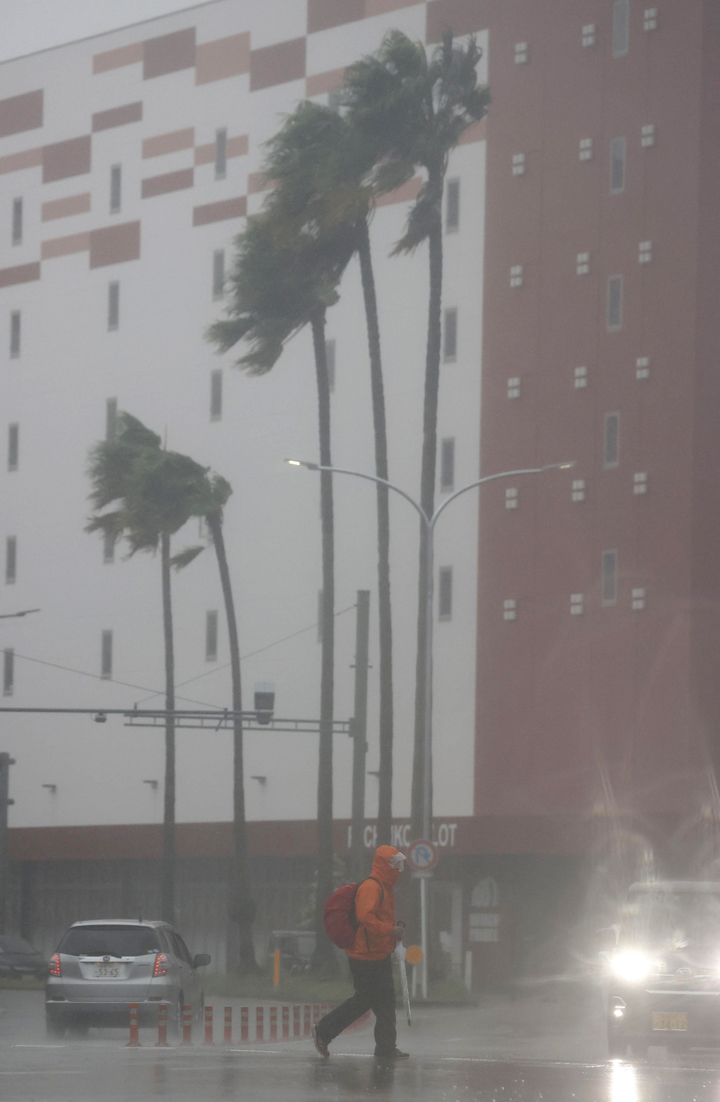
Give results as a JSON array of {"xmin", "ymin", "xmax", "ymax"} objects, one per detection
[
  {"xmin": 357, "ymin": 218, "xmax": 394, "ymax": 847},
  {"xmin": 311, "ymin": 307, "xmax": 336, "ymax": 974},
  {"xmin": 160, "ymin": 531, "xmax": 176, "ymax": 925},
  {"xmin": 206, "ymin": 510, "xmax": 258, "ymax": 973},
  {"xmin": 411, "ymin": 167, "xmax": 444, "ymax": 840}
]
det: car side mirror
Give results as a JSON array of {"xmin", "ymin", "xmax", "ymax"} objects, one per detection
[{"xmin": 193, "ymin": 953, "xmax": 211, "ymax": 968}]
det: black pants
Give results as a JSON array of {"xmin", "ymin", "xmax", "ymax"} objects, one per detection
[{"xmin": 317, "ymin": 955, "xmax": 396, "ymax": 1054}]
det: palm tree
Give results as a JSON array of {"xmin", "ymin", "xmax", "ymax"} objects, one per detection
[
  {"xmin": 208, "ymin": 197, "xmax": 355, "ymax": 973},
  {"xmin": 343, "ymin": 29, "xmax": 490, "ymax": 837},
  {"xmin": 86, "ymin": 414, "xmax": 211, "ymax": 925},
  {"xmin": 261, "ymin": 101, "xmax": 396, "ymax": 846}
]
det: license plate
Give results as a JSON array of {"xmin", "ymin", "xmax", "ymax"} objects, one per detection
[
  {"xmin": 91, "ymin": 965, "xmax": 121, "ymax": 979},
  {"xmin": 652, "ymin": 1012, "xmax": 688, "ymax": 1031}
]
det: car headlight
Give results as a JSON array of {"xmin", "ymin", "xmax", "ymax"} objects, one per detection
[{"xmin": 610, "ymin": 950, "xmax": 650, "ymax": 983}]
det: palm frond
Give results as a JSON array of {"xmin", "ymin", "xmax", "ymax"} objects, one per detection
[{"xmin": 170, "ymin": 545, "xmax": 205, "ymax": 571}]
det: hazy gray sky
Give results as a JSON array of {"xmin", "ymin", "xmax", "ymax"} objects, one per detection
[{"xmin": 1, "ymin": 0, "xmax": 213, "ymax": 63}]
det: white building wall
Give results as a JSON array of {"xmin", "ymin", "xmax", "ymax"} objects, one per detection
[{"xmin": 0, "ymin": 0, "xmax": 487, "ymax": 830}]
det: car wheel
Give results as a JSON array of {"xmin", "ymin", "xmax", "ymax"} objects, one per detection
[
  {"xmin": 46, "ymin": 1016, "xmax": 65, "ymax": 1040},
  {"xmin": 607, "ymin": 1026, "xmax": 628, "ymax": 1058}
]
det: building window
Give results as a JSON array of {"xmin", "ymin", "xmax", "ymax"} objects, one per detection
[
  {"xmin": 582, "ymin": 23, "xmax": 596, "ymax": 47},
  {"xmin": 11, "ymin": 198, "xmax": 22, "ymax": 246},
  {"xmin": 108, "ymin": 282, "xmax": 119, "ymax": 330},
  {"xmin": 215, "ymin": 128, "xmax": 227, "ymax": 179},
  {"xmin": 514, "ymin": 41, "xmax": 528, "ymax": 64},
  {"xmin": 572, "ymin": 479, "xmax": 586, "ymax": 502},
  {"xmin": 576, "ymin": 252, "xmax": 590, "ymax": 276},
  {"xmin": 325, "ymin": 339, "xmax": 336, "ymax": 392},
  {"xmin": 641, "ymin": 123, "xmax": 656, "ymax": 148},
  {"xmin": 106, "ymin": 397, "xmax": 118, "ymax": 441},
  {"xmin": 579, "ymin": 137, "xmax": 593, "ymax": 161},
  {"xmin": 445, "ymin": 178, "xmax": 460, "ymax": 232},
  {"xmin": 440, "ymin": 438, "xmax": 455, "ymax": 491},
  {"xmin": 574, "ymin": 366, "xmax": 588, "ymax": 389},
  {"xmin": 644, "ymin": 7, "xmax": 658, "ymax": 30},
  {"xmin": 443, "ymin": 308, "xmax": 458, "ymax": 361},
  {"xmin": 507, "ymin": 376, "xmax": 521, "ymax": 399},
  {"xmin": 210, "ymin": 370, "xmax": 222, "ymax": 421},
  {"xmin": 607, "ymin": 276, "xmax": 623, "ymax": 330},
  {"xmin": 3, "ymin": 649, "xmax": 13, "ymax": 696},
  {"xmin": 570, "ymin": 593, "xmax": 584, "ymax": 615},
  {"xmin": 206, "ymin": 610, "xmax": 218, "ymax": 661},
  {"xmin": 602, "ymin": 550, "xmax": 618, "ymax": 605},
  {"xmin": 7, "ymin": 424, "xmax": 18, "ymax": 472},
  {"xmin": 612, "ymin": 0, "xmax": 630, "ymax": 58},
  {"xmin": 103, "ymin": 531, "xmax": 115, "ymax": 563},
  {"xmin": 505, "ymin": 487, "xmax": 518, "ymax": 510},
  {"xmin": 110, "ymin": 164, "xmax": 121, "ymax": 213},
  {"xmin": 438, "ymin": 566, "xmax": 453, "ymax": 620},
  {"xmin": 9, "ymin": 311, "xmax": 20, "ymax": 358},
  {"xmin": 5, "ymin": 537, "xmax": 16, "ymax": 585},
  {"xmin": 503, "ymin": 598, "xmax": 517, "ymax": 621},
  {"xmin": 636, "ymin": 356, "xmax": 650, "ymax": 380},
  {"xmin": 511, "ymin": 153, "xmax": 526, "ymax": 176},
  {"xmin": 639, "ymin": 240, "xmax": 653, "ymax": 264},
  {"xmin": 510, "ymin": 265, "xmax": 524, "ymax": 288},
  {"xmin": 633, "ymin": 471, "xmax": 648, "ymax": 494},
  {"xmin": 632, "ymin": 587, "xmax": 646, "ymax": 610},
  {"xmin": 212, "ymin": 249, "xmax": 225, "ymax": 300},
  {"xmin": 610, "ymin": 137, "xmax": 626, "ymax": 193},
  {"xmin": 604, "ymin": 412, "xmax": 620, "ymax": 468},
  {"xmin": 101, "ymin": 630, "xmax": 113, "ymax": 679}
]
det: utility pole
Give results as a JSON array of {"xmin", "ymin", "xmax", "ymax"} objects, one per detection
[
  {"xmin": 0, "ymin": 754, "xmax": 15, "ymax": 934},
  {"xmin": 350, "ymin": 591, "xmax": 370, "ymax": 882}
]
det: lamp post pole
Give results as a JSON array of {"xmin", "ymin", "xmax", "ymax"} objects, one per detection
[{"xmin": 287, "ymin": 459, "xmax": 573, "ymax": 997}]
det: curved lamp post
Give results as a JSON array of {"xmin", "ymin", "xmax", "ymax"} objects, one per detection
[{"xmin": 287, "ymin": 457, "xmax": 574, "ymax": 996}]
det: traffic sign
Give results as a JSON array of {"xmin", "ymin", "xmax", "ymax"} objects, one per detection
[{"xmin": 407, "ymin": 838, "xmax": 438, "ymax": 872}]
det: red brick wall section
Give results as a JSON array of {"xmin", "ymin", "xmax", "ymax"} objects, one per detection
[
  {"xmin": 89, "ymin": 222, "xmax": 141, "ymax": 268},
  {"xmin": 143, "ymin": 27, "xmax": 196, "ymax": 80},
  {"xmin": 92, "ymin": 102, "xmax": 143, "ymax": 132},
  {"xmin": 193, "ymin": 196, "xmax": 247, "ymax": 226},
  {"xmin": 195, "ymin": 32, "xmax": 250, "ymax": 84},
  {"xmin": 0, "ymin": 90, "xmax": 43, "ymax": 139},
  {"xmin": 141, "ymin": 168, "xmax": 194, "ymax": 198},
  {"xmin": 42, "ymin": 135, "xmax": 91, "ymax": 184},
  {"xmin": 0, "ymin": 263, "xmax": 41, "ymax": 288},
  {"xmin": 250, "ymin": 38, "xmax": 306, "ymax": 91},
  {"xmin": 308, "ymin": 0, "xmax": 365, "ymax": 34}
]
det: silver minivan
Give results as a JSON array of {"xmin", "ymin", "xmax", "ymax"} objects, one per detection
[{"xmin": 46, "ymin": 919, "xmax": 210, "ymax": 1038}]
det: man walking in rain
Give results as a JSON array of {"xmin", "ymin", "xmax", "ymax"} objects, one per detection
[{"xmin": 313, "ymin": 845, "xmax": 409, "ymax": 1061}]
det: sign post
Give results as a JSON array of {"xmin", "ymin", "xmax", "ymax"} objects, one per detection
[{"xmin": 407, "ymin": 839, "xmax": 438, "ymax": 1000}]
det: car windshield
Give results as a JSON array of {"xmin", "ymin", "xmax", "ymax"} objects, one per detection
[
  {"xmin": 623, "ymin": 891, "xmax": 720, "ymax": 948},
  {"xmin": 0, "ymin": 937, "xmax": 36, "ymax": 954},
  {"xmin": 57, "ymin": 925, "xmax": 161, "ymax": 958}
]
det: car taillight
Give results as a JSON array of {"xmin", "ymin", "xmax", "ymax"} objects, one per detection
[
  {"xmin": 48, "ymin": 954, "xmax": 61, "ymax": 976},
  {"xmin": 153, "ymin": 953, "xmax": 168, "ymax": 977}
]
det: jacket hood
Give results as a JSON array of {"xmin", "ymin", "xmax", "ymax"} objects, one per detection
[{"xmin": 371, "ymin": 845, "xmax": 402, "ymax": 887}]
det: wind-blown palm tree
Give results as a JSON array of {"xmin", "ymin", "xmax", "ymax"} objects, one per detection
[
  {"xmin": 343, "ymin": 29, "xmax": 490, "ymax": 836},
  {"xmin": 261, "ymin": 101, "xmax": 396, "ymax": 846},
  {"xmin": 86, "ymin": 414, "xmax": 211, "ymax": 925},
  {"xmin": 208, "ymin": 195, "xmax": 355, "ymax": 972}
]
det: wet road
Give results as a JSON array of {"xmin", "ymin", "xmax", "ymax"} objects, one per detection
[{"xmin": 3, "ymin": 989, "xmax": 720, "ymax": 1101}]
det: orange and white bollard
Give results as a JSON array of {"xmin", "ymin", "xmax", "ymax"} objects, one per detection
[
  {"xmin": 127, "ymin": 1003, "xmax": 141, "ymax": 1047},
  {"xmin": 269, "ymin": 1005, "xmax": 277, "ymax": 1041},
  {"xmin": 282, "ymin": 1005, "xmax": 289, "ymax": 1040},
  {"xmin": 223, "ymin": 1006, "xmax": 232, "ymax": 1045},
  {"xmin": 293, "ymin": 1005, "xmax": 300, "ymax": 1039},
  {"xmin": 256, "ymin": 1005, "xmax": 264, "ymax": 1043},
  {"xmin": 240, "ymin": 1006, "xmax": 249, "ymax": 1043},
  {"xmin": 155, "ymin": 1002, "xmax": 169, "ymax": 1048},
  {"xmin": 181, "ymin": 1004, "xmax": 193, "ymax": 1045},
  {"xmin": 204, "ymin": 1004, "xmax": 214, "ymax": 1045},
  {"xmin": 303, "ymin": 1004, "xmax": 311, "ymax": 1038}
]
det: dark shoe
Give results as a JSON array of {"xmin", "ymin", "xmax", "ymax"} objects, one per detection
[
  {"xmin": 374, "ymin": 1048, "xmax": 409, "ymax": 1060},
  {"xmin": 312, "ymin": 1026, "xmax": 329, "ymax": 1059}
]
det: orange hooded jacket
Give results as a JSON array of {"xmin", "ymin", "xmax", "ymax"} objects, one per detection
[{"xmin": 348, "ymin": 845, "xmax": 400, "ymax": 961}]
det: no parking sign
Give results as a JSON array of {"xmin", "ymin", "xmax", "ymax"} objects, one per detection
[{"xmin": 406, "ymin": 838, "xmax": 438, "ymax": 873}]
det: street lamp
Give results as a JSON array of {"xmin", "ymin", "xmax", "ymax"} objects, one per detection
[{"xmin": 286, "ymin": 457, "xmax": 574, "ymax": 995}]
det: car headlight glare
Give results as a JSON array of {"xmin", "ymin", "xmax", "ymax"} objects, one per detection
[{"xmin": 611, "ymin": 950, "xmax": 650, "ymax": 983}]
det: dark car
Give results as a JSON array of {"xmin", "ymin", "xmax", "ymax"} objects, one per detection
[
  {"xmin": 0, "ymin": 935, "xmax": 46, "ymax": 978},
  {"xmin": 605, "ymin": 880, "xmax": 720, "ymax": 1057}
]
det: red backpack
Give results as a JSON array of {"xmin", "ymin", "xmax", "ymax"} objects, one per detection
[{"xmin": 323, "ymin": 877, "xmax": 384, "ymax": 949}]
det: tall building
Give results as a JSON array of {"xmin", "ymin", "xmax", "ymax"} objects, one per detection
[{"xmin": 0, "ymin": 0, "xmax": 715, "ymax": 981}]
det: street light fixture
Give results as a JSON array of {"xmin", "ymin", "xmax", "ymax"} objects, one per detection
[{"xmin": 287, "ymin": 456, "xmax": 574, "ymax": 997}]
